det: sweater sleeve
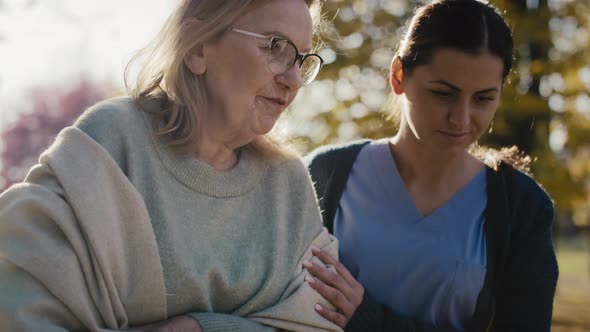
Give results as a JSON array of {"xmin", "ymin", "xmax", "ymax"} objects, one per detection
[
  {"xmin": 191, "ymin": 161, "xmax": 339, "ymax": 332},
  {"xmin": 189, "ymin": 313, "xmax": 277, "ymax": 332},
  {"xmin": 492, "ymin": 194, "xmax": 558, "ymax": 331}
]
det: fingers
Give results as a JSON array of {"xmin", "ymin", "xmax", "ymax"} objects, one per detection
[
  {"xmin": 309, "ymin": 247, "xmax": 364, "ymax": 304},
  {"xmin": 311, "ymin": 246, "xmax": 337, "ymax": 264},
  {"xmin": 304, "ymin": 246, "xmax": 365, "ymax": 328},
  {"xmin": 311, "ymin": 247, "xmax": 359, "ymax": 290},
  {"xmin": 304, "ymin": 259, "xmax": 354, "ymax": 303},
  {"xmin": 306, "ymin": 274, "xmax": 355, "ymax": 328},
  {"xmin": 314, "ymin": 303, "xmax": 349, "ymax": 328}
]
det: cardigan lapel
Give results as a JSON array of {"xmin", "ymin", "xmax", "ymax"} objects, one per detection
[{"xmin": 466, "ymin": 165, "xmax": 511, "ymax": 332}]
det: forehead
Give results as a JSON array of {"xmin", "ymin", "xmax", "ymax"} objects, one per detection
[
  {"xmin": 413, "ymin": 48, "xmax": 505, "ymax": 90},
  {"xmin": 233, "ymin": 0, "xmax": 314, "ymax": 49}
]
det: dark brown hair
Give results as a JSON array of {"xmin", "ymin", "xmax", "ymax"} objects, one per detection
[
  {"xmin": 398, "ymin": 0, "xmax": 514, "ymax": 79},
  {"xmin": 391, "ymin": 0, "xmax": 531, "ymax": 172}
]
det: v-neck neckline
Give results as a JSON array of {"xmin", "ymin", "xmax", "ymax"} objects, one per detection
[{"xmin": 370, "ymin": 140, "xmax": 486, "ymax": 222}]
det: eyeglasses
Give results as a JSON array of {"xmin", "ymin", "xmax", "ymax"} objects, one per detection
[{"xmin": 227, "ymin": 27, "xmax": 324, "ymax": 86}]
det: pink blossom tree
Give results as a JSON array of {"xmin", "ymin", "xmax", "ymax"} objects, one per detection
[{"xmin": 1, "ymin": 80, "xmax": 106, "ymax": 191}]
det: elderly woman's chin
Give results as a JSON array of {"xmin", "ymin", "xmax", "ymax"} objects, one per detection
[
  {"xmin": 254, "ymin": 113, "xmax": 282, "ymax": 135},
  {"xmin": 250, "ymin": 102, "xmax": 285, "ymax": 135}
]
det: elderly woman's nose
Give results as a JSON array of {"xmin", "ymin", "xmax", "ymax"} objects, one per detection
[{"xmin": 276, "ymin": 64, "xmax": 304, "ymax": 90}]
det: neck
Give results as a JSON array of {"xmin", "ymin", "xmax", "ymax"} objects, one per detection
[
  {"xmin": 194, "ymin": 131, "xmax": 241, "ymax": 171},
  {"xmin": 390, "ymin": 128, "xmax": 471, "ymax": 187}
]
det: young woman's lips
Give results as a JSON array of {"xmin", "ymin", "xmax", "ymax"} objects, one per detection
[{"xmin": 438, "ymin": 130, "xmax": 471, "ymax": 143}]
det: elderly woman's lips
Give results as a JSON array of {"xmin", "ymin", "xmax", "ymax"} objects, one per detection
[{"xmin": 261, "ymin": 96, "xmax": 287, "ymax": 106}]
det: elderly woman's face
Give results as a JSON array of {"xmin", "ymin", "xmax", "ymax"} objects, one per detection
[{"xmin": 191, "ymin": 0, "xmax": 314, "ymax": 144}]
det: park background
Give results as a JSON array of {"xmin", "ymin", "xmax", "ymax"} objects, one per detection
[{"xmin": 0, "ymin": 0, "xmax": 588, "ymax": 329}]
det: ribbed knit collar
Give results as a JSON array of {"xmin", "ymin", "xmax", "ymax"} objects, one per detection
[
  {"xmin": 155, "ymin": 141, "xmax": 267, "ymax": 198},
  {"xmin": 136, "ymin": 98, "xmax": 267, "ymax": 197},
  {"xmin": 135, "ymin": 114, "xmax": 262, "ymax": 199}
]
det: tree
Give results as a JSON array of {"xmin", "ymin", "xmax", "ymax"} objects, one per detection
[
  {"xmin": 285, "ymin": 0, "xmax": 590, "ymax": 221},
  {"xmin": 0, "ymin": 80, "xmax": 106, "ymax": 191}
]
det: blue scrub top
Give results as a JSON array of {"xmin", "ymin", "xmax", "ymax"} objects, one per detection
[{"xmin": 334, "ymin": 139, "xmax": 487, "ymax": 330}]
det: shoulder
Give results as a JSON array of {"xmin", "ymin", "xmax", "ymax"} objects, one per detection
[
  {"xmin": 73, "ymin": 97, "xmax": 147, "ymax": 139},
  {"xmin": 264, "ymin": 157, "xmax": 321, "ymax": 212},
  {"xmin": 303, "ymin": 139, "xmax": 372, "ymax": 173},
  {"xmin": 267, "ymin": 157, "xmax": 314, "ymax": 189},
  {"xmin": 264, "ymin": 157, "xmax": 324, "ymax": 232},
  {"xmin": 499, "ymin": 164, "xmax": 553, "ymax": 210},
  {"xmin": 492, "ymin": 164, "xmax": 555, "ymax": 237},
  {"xmin": 72, "ymin": 97, "xmax": 154, "ymax": 170}
]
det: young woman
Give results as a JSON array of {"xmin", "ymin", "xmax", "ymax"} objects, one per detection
[
  {"xmin": 0, "ymin": 1, "xmax": 340, "ymax": 331},
  {"xmin": 305, "ymin": 0, "xmax": 558, "ymax": 331}
]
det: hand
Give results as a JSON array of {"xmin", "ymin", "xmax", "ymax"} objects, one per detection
[
  {"xmin": 304, "ymin": 247, "xmax": 364, "ymax": 328},
  {"xmin": 133, "ymin": 315, "xmax": 203, "ymax": 332}
]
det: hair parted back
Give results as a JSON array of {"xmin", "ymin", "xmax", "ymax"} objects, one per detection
[
  {"xmin": 125, "ymin": 0, "xmax": 323, "ymax": 159},
  {"xmin": 397, "ymin": 0, "xmax": 513, "ymax": 78},
  {"xmin": 387, "ymin": 0, "xmax": 514, "ymax": 124}
]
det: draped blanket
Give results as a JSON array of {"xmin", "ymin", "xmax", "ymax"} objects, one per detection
[{"xmin": 0, "ymin": 128, "xmax": 340, "ymax": 332}]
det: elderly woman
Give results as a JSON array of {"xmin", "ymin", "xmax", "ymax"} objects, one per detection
[{"xmin": 0, "ymin": 0, "xmax": 340, "ymax": 331}]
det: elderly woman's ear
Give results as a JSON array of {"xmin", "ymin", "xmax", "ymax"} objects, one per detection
[{"xmin": 185, "ymin": 45, "xmax": 206, "ymax": 75}]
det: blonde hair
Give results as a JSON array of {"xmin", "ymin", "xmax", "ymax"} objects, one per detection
[{"xmin": 125, "ymin": 0, "xmax": 323, "ymax": 159}]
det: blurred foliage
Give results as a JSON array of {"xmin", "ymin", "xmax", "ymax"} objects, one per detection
[
  {"xmin": 286, "ymin": 0, "xmax": 590, "ymax": 225},
  {"xmin": 0, "ymin": 80, "xmax": 106, "ymax": 191},
  {"xmin": 1, "ymin": 0, "xmax": 590, "ymax": 225}
]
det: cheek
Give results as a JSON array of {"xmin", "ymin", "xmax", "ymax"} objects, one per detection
[
  {"xmin": 406, "ymin": 99, "xmax": 442, "ymax": 124},
  {"xmin": 216, "ymin": 49, "xmax": 268, "ymax": 88},
  {"xmin": 480, "ymin": 103, "xmax": 498, "ymax": 123}
]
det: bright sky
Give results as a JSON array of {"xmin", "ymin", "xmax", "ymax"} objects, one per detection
[
  {"xmin": 0, "ymin": 0, "xmax": 175, "ymax": 130},
  {"xmin": 0, "ymin": 0, "xmax": 378, "ymax": 145}
]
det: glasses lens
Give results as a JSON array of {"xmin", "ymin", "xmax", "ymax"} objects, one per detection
[
  {"xmin": 300, "ymin": 55, "xmax": 322, "ymax": 85},
  {"xmin": 268, "ymin": 39, "xmax": 296, "ymax": 75}
]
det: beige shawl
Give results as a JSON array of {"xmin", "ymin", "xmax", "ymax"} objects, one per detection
[{"xmin": 0, "ymin": 128, "xmax": 340, "ymax": 332}]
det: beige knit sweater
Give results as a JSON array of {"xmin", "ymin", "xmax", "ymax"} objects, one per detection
[{"xmin": 0, "ymin": 99, "xmax": 341, "ymax": 332}]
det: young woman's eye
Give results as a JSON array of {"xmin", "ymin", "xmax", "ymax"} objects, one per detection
[
  {"xmin": 477, "ymin": 96, "xmax": 495, "ymax": 102},
  {"xmin": 431, "ymin": 90, "xmax": 453, "ymax": 98}
]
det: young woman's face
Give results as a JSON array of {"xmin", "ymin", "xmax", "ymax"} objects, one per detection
[
  {"xmin": 392, "ymin": 48, "xmax": 505, "ymax": 155},
  {"xmin": 187, "ymin": 0, "xmax": 313, "ymax": 145}
]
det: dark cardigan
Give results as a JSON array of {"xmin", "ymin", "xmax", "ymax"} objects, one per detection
[{"xmin": 304, "ymin": 140, "xmax": 558, "ymax": 332}]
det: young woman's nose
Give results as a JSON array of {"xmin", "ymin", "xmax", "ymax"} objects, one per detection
[{"xmin": 448, "ymin": 99, "xmax": 470, "ymax": 128}]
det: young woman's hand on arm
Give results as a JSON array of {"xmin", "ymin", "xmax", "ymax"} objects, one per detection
[{"xmin": 303, "ymin": 247, "xmax": 364, "ymax": 328}]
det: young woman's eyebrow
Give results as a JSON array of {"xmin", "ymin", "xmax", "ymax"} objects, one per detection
[{"xmin": 429, "ymin": 80, "xmax": 499, "ymax": 93}]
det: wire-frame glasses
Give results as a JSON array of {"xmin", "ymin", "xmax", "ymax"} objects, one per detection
[{"xmin": 227, "ymin": 27, "xmax": 324, "ymax": 86}]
